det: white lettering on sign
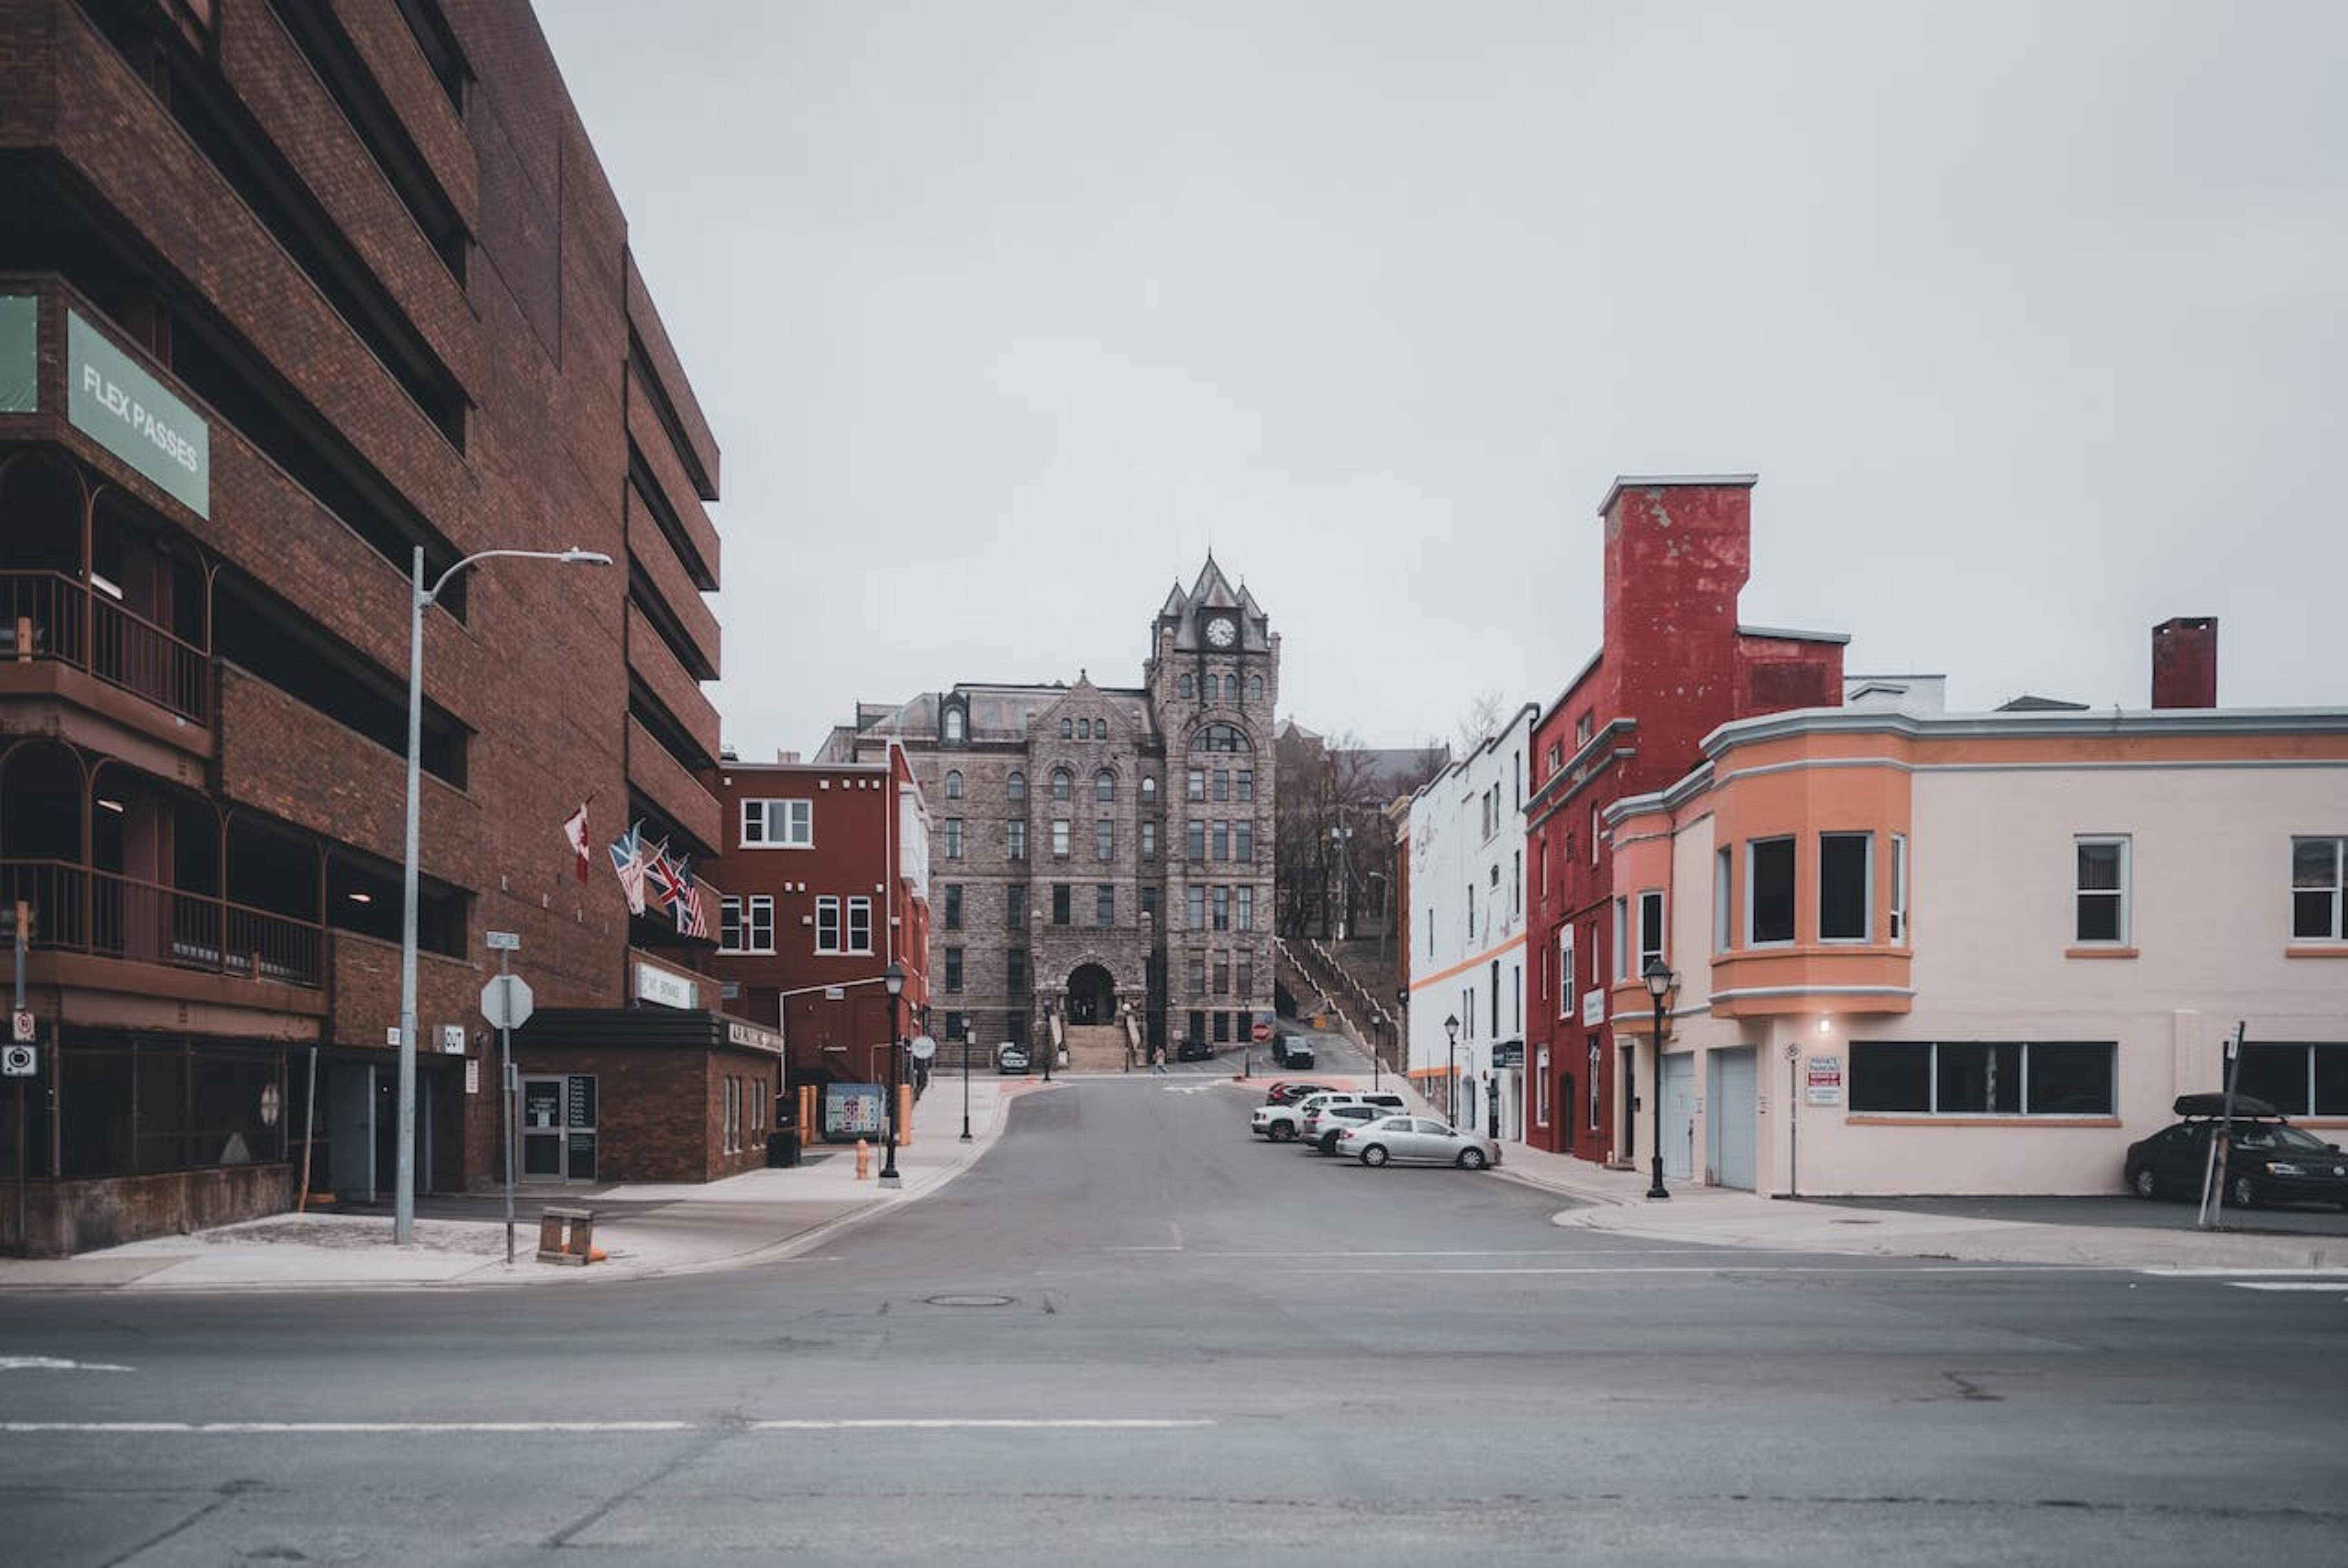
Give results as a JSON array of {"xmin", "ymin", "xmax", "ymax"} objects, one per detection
[
  {"xmin": 634, "ymin": 962, "xmax": 698, "ymax": 1011},
  {"xmin": 1581, "ymin": 989, "xmax": 1605, "ymax": 1026},
  {"xmin": 78, "ymin": 363, "xmax": 202, "ymax": 473}
]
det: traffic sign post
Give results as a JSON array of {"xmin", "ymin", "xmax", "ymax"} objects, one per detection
[{"xmin": 482, "ymin": 935, "xmax": 529, "ymax": 1265}]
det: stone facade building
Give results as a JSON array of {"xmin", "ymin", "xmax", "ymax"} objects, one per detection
[{"xmin": 823, "ymin": 559, "xmax": 1277, "ymax": 1062}]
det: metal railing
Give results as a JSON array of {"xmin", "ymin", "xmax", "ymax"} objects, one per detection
[
  {"xmin": 0, "ymin": 858, "xmax": 321, "ymax": 987},
  {"xmin": 0, "ymin": 570, "xmax": 209, "ymax": 722}
]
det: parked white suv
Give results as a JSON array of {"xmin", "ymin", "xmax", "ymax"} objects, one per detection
[
  {"xmin": 1254, "ymin": 1091, "xmax": 1406, "ymax": 1143},
  {"xmin": 1301, "ymin": 1099, "xmax": 1404, "ymax": 1154}
]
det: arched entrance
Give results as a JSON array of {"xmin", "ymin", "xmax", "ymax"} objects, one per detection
[{"xmin": 1065, "ymin": 963, "xmax": 1116, "ymax": 1025}]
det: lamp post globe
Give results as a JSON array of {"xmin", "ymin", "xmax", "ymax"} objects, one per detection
[
  {"xmin": 1443, "ymin": 1013, "xmax": 1459, "ymax": 1126},
  {"xmin": 1643, "ymin": 957, "xmax": 1674, "ymax": 1200},
  {"xmin": 880, "ymin": 960, "xmax": 905, "ymax": 1187}
]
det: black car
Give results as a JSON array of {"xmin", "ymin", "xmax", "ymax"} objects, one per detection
[
  {"xmin": 1272, "ymin": 1033, "xmax": 1315, "ymax": 1069},
  {"xmin": 1263, "ymin": 1081, "xmax": 1336, "ymax": 1106},
  {"xmin": 2124, "ymin": 1094, "xmax": 2348, "ymax": 1209},
  {"xmin": 1176, "ymin": 1037, "xmax": 1213, "ymax": 1061}
]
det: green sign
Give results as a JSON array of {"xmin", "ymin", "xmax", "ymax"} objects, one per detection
[
  {"xmin": 0, "ymin": 296, "xmax": 35, "ymax": 413},
  {"xmin": 67, "ymin": 309, "xmax": 209, "ymax": 518}
]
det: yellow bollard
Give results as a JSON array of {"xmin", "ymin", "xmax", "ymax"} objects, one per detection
[{"xmin": 854, "ymin": 1138, "xmax": 871, "ymax": 1180}]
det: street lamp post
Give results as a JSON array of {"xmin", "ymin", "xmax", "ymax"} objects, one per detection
[
  {"xmin": 1643, "ymin": 957, "xmax": 1674, "ymax": 1201},
  {"xmin": 960, "ymin": 1025, "xmax": 974, "ymax": 1142},
  {"xmin": 880, "ymin": 961, "xmax": 905, "ymax": 1188},
  {"xmin": 396, "ymin": 543, "xmax": 609, "ymax": 1246},
  {"xmin": 1042, "ymin": 1004, "xmax": 1054, "ymax": 1082},
  {"xmin": 1394, "ymin": 984, "xmax": 1407, "ymax": 1091},
  {"xmin": 1443, "ymin": 1013, "xmax": 1459, "ymax": 1126},
  {"xmin": 1329, "ymin": 824, "xmax": 1353, "ymax": 940}
]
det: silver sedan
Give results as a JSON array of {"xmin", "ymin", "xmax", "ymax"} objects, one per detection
[{"xmin": 1336, "ymin": 1115, "xmax": 1502, "ymax": 1171}]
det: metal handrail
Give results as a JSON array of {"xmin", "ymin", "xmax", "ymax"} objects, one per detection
[
  {"xmin": 0, "ymin": 570, "xmax": 209, "ymax": 722},
  {"xmin": 0, "ymin": 857, "xmax": 320, "ymax": 987}
]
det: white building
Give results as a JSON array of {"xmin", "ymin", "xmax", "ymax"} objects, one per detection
[
  {"xmin": 1603, "ymin": 698, "xmax": 2348, "ymax": 1195},
  {"xmin": 1402, "ymin": 705, "xmax": 1537, "ymax": 1140}
]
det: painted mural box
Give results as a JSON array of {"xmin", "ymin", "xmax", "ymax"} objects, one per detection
[{"xmin": 823, "ymin": 1083, "xmax": 885, "ymax": 1142}]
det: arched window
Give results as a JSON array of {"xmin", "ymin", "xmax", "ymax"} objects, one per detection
[
  {"xmin": 944, "ymin": 769, "xmax": 963, "ymax": 800},
  {"xmin": 1249, "ymin": 676, "xmax": 1264, "ymax": 702},
  {"xmin": 1051, "ymin": 768, "xmax": 1073, "ymax": 802},
  {"xmin": 1007, "ymin": 770, "xmax": 1027, "ymax": 802},
  {"xmin": 1061, "ymin": 718, "xmax": 1073, "ymax": 739},
  {"xmin": 1140, "ymin": 776, "xmax": 1158, "ymax": 804},
  {"xmin": 1095, "ymin": 769, "xmax": 1115, "ymax": 803},
  {"xmin": 1190, "ymin": 723, "xmax": 1251, "ymax": 754},
  {"xmin": 943, "ymin": 706, "xmax": 965, "ymax": 742},
  {"xmin": 1178, "ymin": 674, "xmax": 1193, "ymax": 699},
  {"xmin": 1203, "ymin": 675, "xmax": 1218, "ymax": 704}
]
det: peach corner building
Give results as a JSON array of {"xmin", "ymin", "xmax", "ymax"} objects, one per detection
[
  {"xmin": 1509, "ymin": 475, "xmax": 2348, "ymax": 1196},
  {"xmin": 0, "ymin": 0, "xmax": 780, "ymax": 1254}
]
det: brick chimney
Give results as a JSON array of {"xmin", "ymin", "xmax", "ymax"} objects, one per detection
[{"xmin": 2151, "ymin": 617, "xmax": 2217, "ymax": 709}]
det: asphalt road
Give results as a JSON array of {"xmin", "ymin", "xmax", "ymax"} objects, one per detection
[{"xmin": 3, "ymin": 1074, "xmax": 2345, "ymax": 1565}]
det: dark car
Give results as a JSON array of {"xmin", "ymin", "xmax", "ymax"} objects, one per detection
[
  {"xmin": 1263, "ymin": 1081, "xmax": 1336, "ymax": 1106},
  {"xmin": 1176, "ymin": 1037, "xmax": 1214, "ymax": 1062},
  {"xmin": 2124, "ymin": 1094, "xmax": 2348, "ymax": 1209},
  {"xmin": 1272, "ymin": 1033, "xmax": 1315, "ymax": 1069}
]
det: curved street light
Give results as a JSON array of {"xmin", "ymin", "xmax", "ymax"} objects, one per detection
[
  {"xmin": 397, "ymin": 544, "xmax": 611, "ymax": 1246},
  {"xmin": 1443, "ymin": 1013, "xmax": 1460, "ymax": 1126},
  {"xmin": 880, "ymin": 960, "xmax": 905, "ymax": 1188}
]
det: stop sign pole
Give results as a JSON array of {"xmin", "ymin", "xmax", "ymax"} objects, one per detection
[{"xmin": 482, "ymin": 933, "xmax": 531, "ymax": 1264}]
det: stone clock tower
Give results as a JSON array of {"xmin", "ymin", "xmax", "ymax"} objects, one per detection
[{"xmin": 836, "ymin": 555, "xmax": 1278, "ymax": 1067}]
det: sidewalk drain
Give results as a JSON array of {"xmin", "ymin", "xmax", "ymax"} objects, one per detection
[{"xmin": 924, "ymin": 1294, "xmax": 1016, "ymax": 1308}]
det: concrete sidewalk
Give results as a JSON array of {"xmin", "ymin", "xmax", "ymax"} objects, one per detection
[{"xmin": 0, "ymin": 1075, "xmax": 1045, "ymax": 1294}]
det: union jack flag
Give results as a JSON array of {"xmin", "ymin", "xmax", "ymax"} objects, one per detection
[
  {"xmin": 606, "ymin": 821, "xmax": 648, "ymax": 915},
  {"xmin": 646, "ymin": 845, "xmax": 691, "ymax": 911}
]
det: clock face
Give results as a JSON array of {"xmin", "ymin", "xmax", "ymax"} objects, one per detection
[{"xmin": 1205, "ymin": 616, "xmax": 1236, "ymax": 648}]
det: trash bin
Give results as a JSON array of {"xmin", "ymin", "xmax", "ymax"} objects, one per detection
[{"xmin": 767, "ymin": 1128, "xmax": 801, "ymax": 1168}]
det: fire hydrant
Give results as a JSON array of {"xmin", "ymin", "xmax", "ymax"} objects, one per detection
[{"xmin": 854, "ymin": 1138, "xmax": 871, "ymax": 1181}]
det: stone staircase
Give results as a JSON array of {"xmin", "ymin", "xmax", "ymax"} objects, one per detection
[{"xmin": 1061, "ymin": 1023, "xmax": 1130, "ymax": 1073}]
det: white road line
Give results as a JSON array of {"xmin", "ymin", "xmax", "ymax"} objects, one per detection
[
  {"xmin": 0, "ymin": 1419, "xmax": 1215, "ymax": 1436},
  {"xmin": 749, "ymin": 1419, "xmax": 1213, "ymax": 1430},
  {"xmin": 0, "ymin": 1422, "xmax": 693, "ymax": 1435},
  {"xmin": 2227, "ymin": 1281, "xmax": 2348, "ymax": 1292},
  {"xmin": 0, "ymin": 1356, "xmax": 133, "ymax": 1373},
  {"xmin": 1287, "ymin": 1263, "xmax": 2119, "ymax": 1276},
  {"xmin": 2141, "ymin": 1267, "xmax": 2348, "ymax": 1278}
]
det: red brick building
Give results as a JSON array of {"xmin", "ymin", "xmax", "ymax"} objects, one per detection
[
  {"xmin": 702, "ymin": 746, "xmax": 932, "ymax": 1137},
  {"xmin": 0, "ymin": 0, "xmax": 762, "ymax": 1250},
  {"xmin": 1523, "ymin": 477, "xmax": 1845, "ymax": 1161}
]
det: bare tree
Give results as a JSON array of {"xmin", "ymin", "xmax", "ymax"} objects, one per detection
[{"xmin": 1455, "ymin": 689, "xmax": 1507, "ymax": 758}]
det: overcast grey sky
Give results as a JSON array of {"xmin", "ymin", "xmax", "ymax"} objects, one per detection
[{"xmin": 537, "ymin": 1, "xmax": 2347, "ymax": 760}]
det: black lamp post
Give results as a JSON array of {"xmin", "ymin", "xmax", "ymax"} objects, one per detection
[
  {"xmin": 1642, "ymin": 956, "xmax": 1673, "ymax": 1200},
  {"xmin": 1042, "ymin": 1004, "xmax": 1054, "ymax": 1082},
  {"xmin": 1395, "ymin": 985, "xmax": 1408, "ymax": 1087},
  {"xmin": 1443, "ymin": 1013, "xmax": 1459, "ymax": 1125},
  {"xmin": 960, "ymin": 1025, "xmax": 974, "ymax": 1143},
  {"xmin": 880, "ymin": 960, "xmax": 905, "ymax": 1189}
]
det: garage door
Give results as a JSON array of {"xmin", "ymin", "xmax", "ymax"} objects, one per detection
[
  {"xmin": 1661, "ymin": 1053, "xmax": 1696, "ymax": 1181},
  {"xmin": 1709, "ymin": 1047, "xmax": 1757, "ymax": 1190}
]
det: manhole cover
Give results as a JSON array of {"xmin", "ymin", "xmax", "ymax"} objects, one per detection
[
  {"xmin": 924, "ymin": 1293, "xmax": 1016, "ymax": 1308},
  {"xmin": 1830, "ymin": 1218, "xmax": 1881, "ymax": 1225}
]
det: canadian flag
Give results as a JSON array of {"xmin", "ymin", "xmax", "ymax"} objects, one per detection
[{"xmin": 562, "ymin": 802, "xmax": 591, "ymax": 885}]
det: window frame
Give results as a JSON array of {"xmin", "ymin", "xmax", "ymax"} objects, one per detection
[
  {"xmin": 2292, "ymin": 836, "xmax": 2346, "ymax": 941},
  {"xmin": 1747, "ymin": 836, "xmax": 1796, "ymax": 947},
  {"xmin": 814, "ymin": 895, "xmax": 842, "ymax": 955},
  {"xmin": 2074, "ymin": 835, "xmax": 2131, "ymax": 946},
  {"xmin": 1817, "ymin": 831, "xmax": 1873, "ymax": 944},
  {"xmin": 741, "ymin": 797, "xmax": 812, "ymax": 849},
  {"xmin": 845, "ymin": 896, "xmax": 873, "ymax": 954}
]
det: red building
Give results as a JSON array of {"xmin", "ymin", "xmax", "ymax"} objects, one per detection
[
  {"xmin": 702, "ymin": 746, "xmax": 931, "ymax": 1138},
  {"xmin": 1523, "ymin": 477, "xmax": 1845, "ymax": 1162},
  {"xmin": 0, "ymin": 0, "xmax": 759, "ymax": 1249}
]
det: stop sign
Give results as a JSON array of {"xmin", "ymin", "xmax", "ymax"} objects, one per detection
[
  {"xmin": 480, "ymin": 973, "xmax": 534, "ymax": 1030},
  {"xmin": 1251, "ymin": 1021, "xmax": 1272, "ymax": 1043}
]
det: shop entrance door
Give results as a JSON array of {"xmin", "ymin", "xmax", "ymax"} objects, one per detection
[{"xmin": 521, "ymin": 1074, "xmax": 598, "ymax": 1181}]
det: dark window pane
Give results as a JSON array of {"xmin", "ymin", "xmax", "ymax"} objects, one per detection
[
  {"xmin": 2237, "ymin": 1044, "xmax": 2309, "ymax": 1114},
  {"xmin": 1751, "ymin": 839, "xmax": 1795, "ymax": 944},
  {"xmin": 2076, "ymin": 895, "xmax": 2122, "ymax": 943},
  {"xmin": 1936, "ymin": 1042, "xmax": 2021, "ymax": 1113},
  {"xmin": 2025, "ymin": 1042, "xmax": 2112, "ymax": 1114},
  {"xmin": 1819, "ymin": 834, "xmax": 1869, "ymax": 941},
  {"xmin": 2314, "ymin": 1045, "xmax": 2348, "ymax": 1116},
  {"xmin": 2077, "ymin": 842, "xmax": 2123, "ymax": 891},
  {"xmin": 2294, "ymin": 889, "xmax": 2337, "ymax": 940},
  {"xmin": 1850, "ymin": 1043, "xmax": 1931, "ymax": 1112}
]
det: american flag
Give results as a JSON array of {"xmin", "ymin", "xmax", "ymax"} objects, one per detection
[
  {"xmin": 674, "ymin": 881, "xmax": 710, "ymax": 939},
  {"xmin": 606, "ymin": 821, "xmax": 648, "ymax": 915}
]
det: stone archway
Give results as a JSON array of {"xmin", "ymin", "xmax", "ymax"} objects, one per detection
[{"xmin": 1065, "ymin": 963, "xmax": 1116, "ymax": 1025}]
